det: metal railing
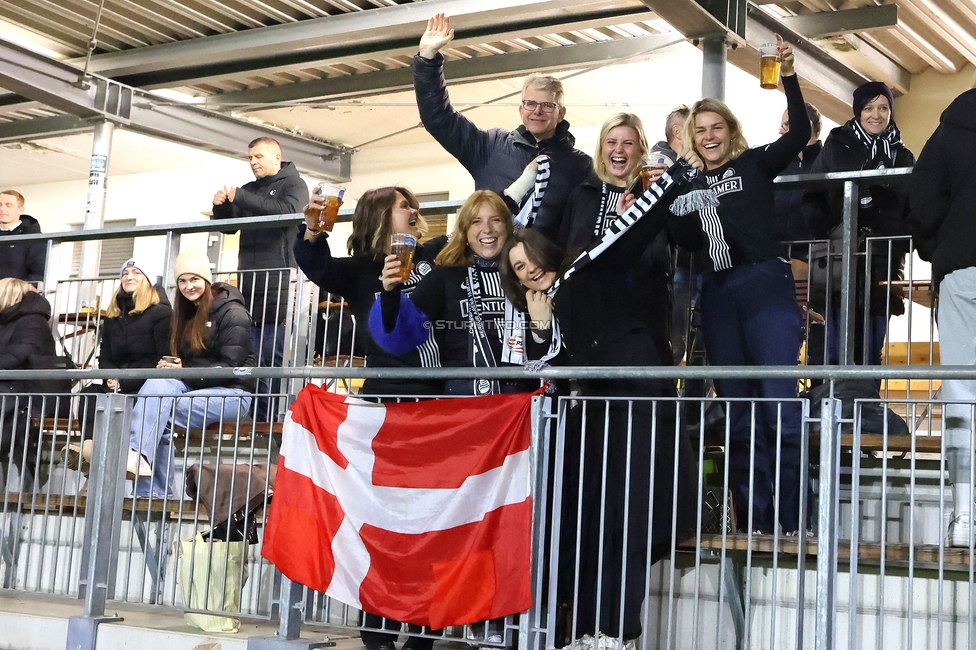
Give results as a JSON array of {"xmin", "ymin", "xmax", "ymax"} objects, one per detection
[{"xmin": 1, "ymin": 363, "xmax": 975, "ymax": 650}]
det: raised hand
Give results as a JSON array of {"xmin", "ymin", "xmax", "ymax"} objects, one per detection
[
  {"xmin": 776, "ymin": 34, "xmax": 795, "ymax": 76},
  {"xmin": 303, "ymin": 185, "xmax": 328, "ymax": 237},
  {"xmin": 681, "ymin": 145, "xmax": 705, "ymax": 171},
  {"xmin": 525, "ymin": 290, "xmax": 552, "ymax": 331},
  {"xmin": 419, "ymin": 13, "xmax": 454, "ymax": 59}
]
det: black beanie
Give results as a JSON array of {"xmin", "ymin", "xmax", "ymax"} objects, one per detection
[{"xmin": 853, "ymin": 81, "xmax": 894, "ymax": 119}]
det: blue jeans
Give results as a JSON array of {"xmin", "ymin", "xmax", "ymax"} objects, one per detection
[
  {"xmin": 129, "ymin": 378, "xmax": 251, "ymax": 497},
  {"xmin": 252, "ymin": 323, "xmax": 286, "ymax": 421},
  {"xmin": 700, "ymin": 258, "xmax": 805, "ymax": 533}
]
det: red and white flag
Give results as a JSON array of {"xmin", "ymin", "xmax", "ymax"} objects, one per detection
[{"xmin": 262, "ymin": 384, "xmax": 536, "ymax": 628}]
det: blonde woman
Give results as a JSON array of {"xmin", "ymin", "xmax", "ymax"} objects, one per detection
[
  {"xmin": 65, "ymin": 258, "xmax": 172, "ymax": 469},
  {"xmin": 682, "ymin": 35, "xmax": 810, "ymax": 536},
  {"xmin": 0, "ymin": 278, "xmax": 58, "ymax": 485}
]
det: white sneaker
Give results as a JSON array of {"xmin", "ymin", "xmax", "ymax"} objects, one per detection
[
  {"xmin": 126, "ymin": 450, "xmax": 153, "ymax": 480},
  {"xmin": 567, "ymin": 635, "xmax": 594, "ymax": 650},
  {"xmin": 948, "ymin": 513, "xmax": 973, "ymax": 548},
  {"xmin": 62, "ymin": 440, "xmax": 94, "ymax": 476}
]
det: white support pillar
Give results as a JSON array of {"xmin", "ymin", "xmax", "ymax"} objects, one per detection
[{"xmin": 80, "ymin": 119, "xmax": 113, "ymax": 282}]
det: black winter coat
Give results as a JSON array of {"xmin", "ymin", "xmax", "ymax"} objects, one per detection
[
  {"xmin": 538, "ymin": 192, "xmax": 703, "ymax": 382},
  {"xmin": 805, "ymin": 122, "xmax": 915, "ymax": 315},
  {"xmin": 907, "ymin": 89, "xmax": 976, "ymax": 288},
  {"xmin": 414, "ymin": 53, "xmax": 592, "ymax": 241},
  {"xmin": 212, "ymin": 161, "xmax": 310, "ymax": 324},
  {"xmin": 0, "ymin": 215, "xmax": 46, "ymax": 283},
  {"xmin": 774, "ymin": 140, "xmax": 822, "ymax": 243},
  {"xmin": 177, "ymin": 283, "xmax": 256, "ymax": 391},
  {"xmin": 558, "ymin": 173, "xmax": 700, "ymax": 365},
  {"xmin": 99, "ymin": 290, "xmax": 173, "ymax": 394},
  {"xmin": 294, "ymin": 226, "xmax": 447, "ymax": 395},
  {"xmin": 0, "ymin": 291, "xmax": 60, "ymax": 405}
]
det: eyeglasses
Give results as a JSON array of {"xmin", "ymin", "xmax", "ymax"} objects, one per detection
[{"xmin": 520, "ymin": 100, "xmax": 558, "ymax": 113}]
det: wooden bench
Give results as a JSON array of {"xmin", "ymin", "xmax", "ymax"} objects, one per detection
[{"xmin": 679, "ymin": 532, "xmax": 974, "ymax": 572}]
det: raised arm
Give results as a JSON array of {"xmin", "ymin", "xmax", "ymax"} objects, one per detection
[
  {"xmin": 758, "ymin": 38, "xmax": 810, "ymax": 177},
  {"xmin": 414, "ymin": 14, "xmax": 492, "ymax": 172},
  {"xmin": 293, "ymin": 224, "xmax": 360, "ymax": 297}
]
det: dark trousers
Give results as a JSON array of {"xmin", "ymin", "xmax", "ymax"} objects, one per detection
[
  {"xmin": 700, "ymin": 259, "xmax": 805, "ymax": 533},
  {"xmin": 252, "ymin": 323, "xmax": 286, "ymax": 421}
]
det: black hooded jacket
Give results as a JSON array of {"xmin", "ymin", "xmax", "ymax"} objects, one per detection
[
  {"xmin": 0, "ymin": 291, "xmax": 59, "ymax": 403},
  {"xmin": 907, "ymin": 89, "xmax": 976, "ymax": 288},
  {"xmin": 176, "ymin": 282, "xmax": 256, "ymax": 391},
  {"xmin": 212, "ymin": 161, "xmax": 310, "ymax": 324},
  {"xmin": 99, "ymin": 287, "xmax": 173, "ymax": 394},
  {"xmin": 0, "ymin": 214, "xmax": 46, "ymax": 283},
  {"xmin": 414, "ymin": 52, "xmax": 592, "ymax": 241}
]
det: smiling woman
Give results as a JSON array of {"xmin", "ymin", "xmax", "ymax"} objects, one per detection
[
  {"xmin": 681, "ymin": 35, "xmax": 813, "ymax": 538},
  {"xmin": 369, "ymin": 190, "xmax": 534, "ymax": 396},
  {"xmin": 556, "ymin": 113, "xmax": 678, "ymax": 364},
  {"xmin": 295, "ymin": 185, "xmax": 447, "ymax": 396}
]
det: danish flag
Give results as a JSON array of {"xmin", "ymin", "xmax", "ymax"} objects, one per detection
[{"xmin": 262, "ymin": 384, "xmax": 536, "ymax": 628}]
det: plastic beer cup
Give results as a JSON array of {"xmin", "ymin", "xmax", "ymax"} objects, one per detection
[
  {"xmin": 315, "ymin": 182, "xmax": 345, "ymax": 231},
  {"xmin": 390, "ymin": 233, "xmax": 417, "ymax": 282},
  {"xmin": 758, "ymin": 43, "xmax": 781, "ymax": 89}
]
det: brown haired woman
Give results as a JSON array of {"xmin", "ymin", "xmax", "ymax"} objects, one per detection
[
  {"xmin": 126, "ymin": 248, "xmax": 255, "ymax": 498},
  {"xmin": 295, "ymin": 185, "xmax": 446, "ymax": 397}
]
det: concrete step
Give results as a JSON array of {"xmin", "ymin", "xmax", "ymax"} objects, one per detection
[{"xmin": 0, "ymin": 591, "xmax": 351, "ymax": 650}]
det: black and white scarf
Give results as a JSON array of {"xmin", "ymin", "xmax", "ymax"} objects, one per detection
[
  {"xmin": 846, "ymin": 118, "xmax": 902, "ymax": 169},
  {"xmin": 501, "ymin": 159, "xmax": 716, "ymax": 373},
  {"xmin": 514, "ymin": 156, "xmax": 551, "ymax": 230}
]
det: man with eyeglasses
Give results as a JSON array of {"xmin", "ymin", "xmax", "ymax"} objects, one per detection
[{"xmin": 414, "ymin": 13, "xmax": 591, "ymax": 241}]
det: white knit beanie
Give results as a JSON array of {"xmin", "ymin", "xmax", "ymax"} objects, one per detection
[{"xmin": 173, "ymin": 247, "xmax": 213, "ymax": 284}]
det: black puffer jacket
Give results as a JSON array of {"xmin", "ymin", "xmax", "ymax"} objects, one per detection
[
  {"xmin": 805, "ymin": 122, "xmax": 915, "ymax": 316},
  {"xmin": 212, "ymin": 161, "xmax": 310, "ymax": 324},
  {"xmin": 177, "ymin": 283, "xmax": 256, "ymax": 391},
  {"xmin": 414, "ymin": 53, "xmax": 592, "ymax": 241},
  {"xmin": 0, "ymin": 215, "xmax": 46, "ymax": 283},
  {"xmin": 99, "ymin": 289, "xmax": 173, "ymax": 394},
  {"xmin": 0, "ymin": 291, "xmax": 59, "ymax": 403},
  {"xmin": 907, "ymin": 89, "xmax": 976, "ymax": 288}
]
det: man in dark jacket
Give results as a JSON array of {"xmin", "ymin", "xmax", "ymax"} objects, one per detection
[
  {"xmin": 774, "ymin": 102, "xmax": 823, "ymax": 243},
  {"xmin": 413, "ymin": 13, "xmax": 591, "ymax": 242},
  {"xmin": 0, "ymin": 190, "xmax": 46, "ymax": 283},
  {"xmin": 212, "ymin": 137, "xmax": 310, "ymax": 420},
  {"xmin": 907, "ymin": 88, "xmax": 976, "ymax": 548}
]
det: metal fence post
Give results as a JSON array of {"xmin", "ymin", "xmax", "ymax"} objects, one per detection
[
  {"xmin": 247, "ymin": 575, "xmax": 335, "ymax": 649},
  {"xmin": 838, "ymin": 181, "xmax": 859, "ymax": 366},
  {"xmin": 520, "ymin": 395, "xmax": 551, "ymax": 650},
  {"xmin": 815, "ymin": 395, "xmax": 842, "ymax": 650},
  {"xmin": 66, "ymin": 393, "xmax": 130, "ymax": 650}
]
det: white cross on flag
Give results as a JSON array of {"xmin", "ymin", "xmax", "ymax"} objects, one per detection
[{"xmin": 262, "ymin": 384, "xmax": 536, "ymax": 628}]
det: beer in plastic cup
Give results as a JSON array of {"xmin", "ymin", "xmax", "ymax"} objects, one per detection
[
  {"xmin": 758, "ymin": 43, "xmax": 781, "ymax": 89},
  {"xmin": 390, "ymin": 233, "xmax": 417, "ymax": 282},
  {"xmin": 640, "ymin": 153, "xmax": 672, "ymax": 191},
  {"xmin": 315, "ymin": 182, "xmax": 345, "ymax": 231}
]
